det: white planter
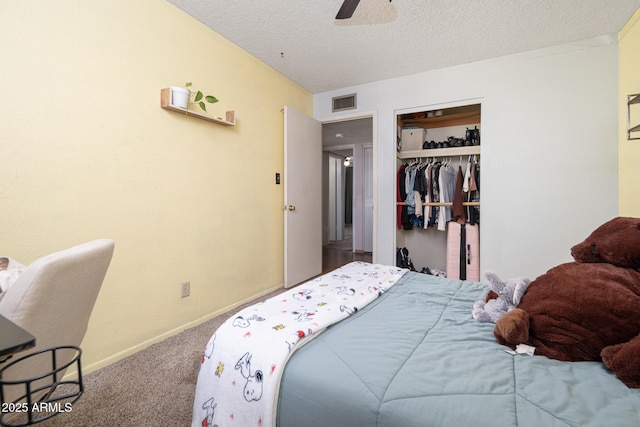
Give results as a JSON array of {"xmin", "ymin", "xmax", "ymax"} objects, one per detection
[{"xmin": 170, "ymin": 86, "xmax": 190, "ymax": 109}]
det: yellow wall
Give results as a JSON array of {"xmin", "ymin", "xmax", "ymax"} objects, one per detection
[
  {"xmin": 0, "ymin": 1, "xmax": 311, "ymax": 372},
  {"xmin": 619, "ymin": 8, "xmax": 640, "ymax": 215}
]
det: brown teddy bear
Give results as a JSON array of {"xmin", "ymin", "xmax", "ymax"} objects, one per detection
[{"xmin": 493, "ymin": 217, "xmax": 640, "ymax": 388}]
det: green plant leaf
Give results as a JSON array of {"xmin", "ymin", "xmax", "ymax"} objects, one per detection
[
  {"xmin": 205, "ymin": 96, "xmax": 219, "ymax": 104},
  {"xmin": 199, "ymin": 101, "xmax": 207, "ymax": 112},
  {"xmin": 194, "ymin": 91, "xmax": 203, "ymax": 102},
  {"xmin": 185, "ymin": 82, "xmax": 192, "ymax": 88}
]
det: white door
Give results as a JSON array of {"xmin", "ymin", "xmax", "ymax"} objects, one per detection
[
  {"xmin": 363, "ymin": 146, "xmax": 374, "ymax": 252},
  {"xmin": 284, "ymin": 106, "xmax": 322, "ymax": 288},
  {"xmin": 335, "ymin": 157, "xmax": 344, "ymax": 241},
  {"xmin": 328, "ymin": 154, "xmax": 345, "ymax": 242},
  {"xmin": 328, "ymin": 155, "xmax": 338, "ymax": 241}
]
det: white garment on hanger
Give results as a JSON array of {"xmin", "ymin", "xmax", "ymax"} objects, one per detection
[
  {"xmin": 463, "ymin": 159, "xmax": 471, "ymax": 193},
  {"xmin": 437, "ymin": 164, "xmax": 456, "ymax": 231}
]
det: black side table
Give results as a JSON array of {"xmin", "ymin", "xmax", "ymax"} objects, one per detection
[{"xmin": 1, "ymin": 316, "xmax": 85, "ymax": 426}]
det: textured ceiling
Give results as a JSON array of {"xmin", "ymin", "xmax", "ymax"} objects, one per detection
[
  {"xmin": 323, "ymin": 118, "xmax": 373, "ymax": 148},
  {"xmin": 167, "ymin": 0, "xmax": 640, "ymax": 94}
]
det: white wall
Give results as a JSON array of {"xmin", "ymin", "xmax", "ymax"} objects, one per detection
[{"xmin": 314, "ymin": 37, "xmax": 619, "ymax": 280}]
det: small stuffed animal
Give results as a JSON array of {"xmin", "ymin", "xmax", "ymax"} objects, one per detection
[
  {"xmin": 494, "ymin": 217, "xmax": 640, "ymax": 388},
  {"xmin": 472, "ymin": 271, "xmax": 530, "ymax": 323}
]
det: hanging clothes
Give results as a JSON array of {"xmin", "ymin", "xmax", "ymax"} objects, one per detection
[
  {"xmin": 452, "ymin": 165, "xmax": 465, "ymax": 223},
  {"xmin": 397, "ymin": 163, "xmax": 412, "ymax": 230},
  {"xmin": 437, "ymin": 163, "xmax": 457, "ymax": 231},
  {"xmin": 468, "ymin": 160, "xmax": 480, "ymax": 225},
  {"xmin": 427, "ymin": 162, "xmax": 441, "ymax": 228},
  {"xmin": 413, "ymin": 162, "xmax": 426, "ymax": 221},
  {"xmin": 405, "ymin": 164, "xmax": 416, "ymax": 215},
  {"xmin": 463, "ymin": 157, "xmax": 473, "ymax": 194},
  {"xmin": 399, "ymin": 155, "xmax": 480, "ymax": 231},
  {"xmin": 397, "ymin": 164, "xmax": 405, "ymax": 229},
  {"xmin": 404, "ymin": 162, "xmax": 424, "ymax": 228},
  {"xmin": 459, "ymin": 156, "xmax": 480, "ymax": 224},
  {"xmin": 423, "ymin": 162, "xmax": 434, "ymax": 228}
]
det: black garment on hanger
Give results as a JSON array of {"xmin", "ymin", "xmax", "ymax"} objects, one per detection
[
  {"xmin": 398, "ymin": 164, "xmax": 412, "ymax": 230},
  {"xmin": 468, "ymin": 163, "xmax": 481, "ymax": 225}
]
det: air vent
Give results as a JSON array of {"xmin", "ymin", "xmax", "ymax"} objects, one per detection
[{"xmin": 332, "ymin": 93, "xmax": 357, "ymax": 112}]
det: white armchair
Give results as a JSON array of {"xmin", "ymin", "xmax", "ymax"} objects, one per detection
[{"xmin": 0, "ymin": 239, "xmax": 114, "ymax": 425}]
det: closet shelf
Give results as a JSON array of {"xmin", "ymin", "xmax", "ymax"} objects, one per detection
[
  {"xmin": 398, "ymin": 146, "xmax": 480, "ymax": 159},
  {"xmin": 160, "ymin": 88, "xmax": 236, "ymax": 126},
  {"xmin": 399, "ymin": 106, "xmax": 481, "ymax": 129}
]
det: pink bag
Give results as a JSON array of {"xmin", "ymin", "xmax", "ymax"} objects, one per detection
[{"xmin": 446, "ymin": 222, "xmax": 480, "ymax": 281}]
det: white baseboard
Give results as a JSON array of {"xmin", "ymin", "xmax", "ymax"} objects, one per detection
[{"xmin": 75, "ymin": 283, "xmax": 285, "ymax": 377}]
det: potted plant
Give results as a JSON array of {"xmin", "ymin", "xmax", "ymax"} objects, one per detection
[
  {"xmin": 169, "ymin": 86, "xmax": 190, "ymax": 109},
  {"xmin": 169, "ymin": 82, "xmax": 219, "ymax": 113}
]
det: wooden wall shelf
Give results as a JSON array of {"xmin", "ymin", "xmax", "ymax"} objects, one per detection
[
  {"xmin": 160, "ymin": 88, "xmax": 236, "ymax": 126},
  {"xmin": 628, "ymin": 93, "xmax": 640, "ymax": 140}
]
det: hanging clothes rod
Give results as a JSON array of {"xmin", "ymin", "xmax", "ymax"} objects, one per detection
[{"xmin": 396, "ymin": 201, "xmax": 480, "ymax": 207}]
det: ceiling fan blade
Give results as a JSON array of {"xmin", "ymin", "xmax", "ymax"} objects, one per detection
[{"xmin": 336, "ymin": 0, "xmax": 360, "ymax": 19}]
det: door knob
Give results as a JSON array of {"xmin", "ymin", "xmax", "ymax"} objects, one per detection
[{"xmin": 287, "ymin": 205, "xmax": 296, "ymax": 211}]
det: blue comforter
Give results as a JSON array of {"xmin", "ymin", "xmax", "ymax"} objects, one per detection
[{"xmin": 277, "ymin": 272, "xmax": 640, "ymax": 427}]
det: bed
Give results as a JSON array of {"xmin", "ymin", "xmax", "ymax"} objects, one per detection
[{"xmin": 192, "ymin": 262, "xmax": 640, "ymax": 427}]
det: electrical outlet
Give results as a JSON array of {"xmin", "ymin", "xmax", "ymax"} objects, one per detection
[{"xmin": 181, "ymin": 281, "xmax": 190, "ymax": 298}]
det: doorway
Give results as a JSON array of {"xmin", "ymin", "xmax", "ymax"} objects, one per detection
[{"xmin": 321, "ymin": 117, "xmax": 374, "ymax": 273}]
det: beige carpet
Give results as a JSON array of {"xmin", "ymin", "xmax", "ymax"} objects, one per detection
[{"xmin": 34, "ymin": 288, "xmax": 286, "ymax": 427}]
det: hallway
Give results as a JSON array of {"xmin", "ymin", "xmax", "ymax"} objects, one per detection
[{"xmin": 322, "ymin": 225, "xmax": 372, "ymax": 274}]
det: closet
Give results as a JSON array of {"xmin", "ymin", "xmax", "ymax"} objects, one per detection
[{"xmin": 396, "ymin": 103, "xmax": 481, "ymax": 279}]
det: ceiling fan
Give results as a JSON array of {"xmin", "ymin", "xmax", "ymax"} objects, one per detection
[
  {"xmin": 335, "ymin": 0, "xmax": 397, "ymax": 25},
  {"xmin": 336, "ymin": 0, "xmax": 363, "ymax": 20}
]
